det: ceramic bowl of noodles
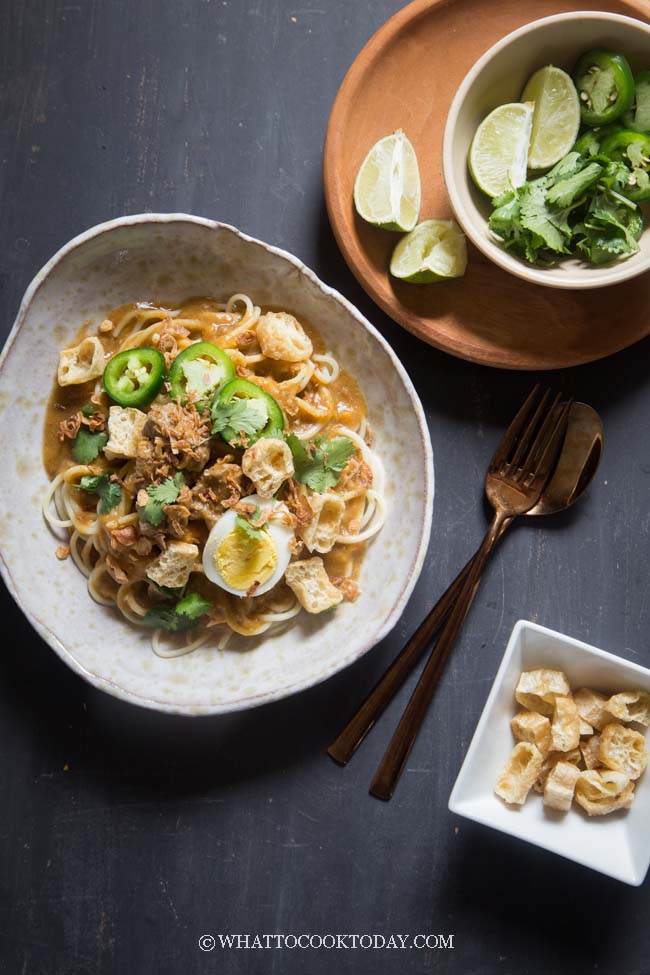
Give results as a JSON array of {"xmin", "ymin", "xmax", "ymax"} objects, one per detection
[{"xmin": 0, "ymin": 214, "xmax": 433, "ymax": 714}]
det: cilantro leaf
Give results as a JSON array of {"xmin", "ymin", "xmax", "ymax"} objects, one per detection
[
  {"xmin": 142, "ymin": 591, "xmax": 212, "ymax": 632},
  {"xmin": 141, "ymin": 604, "xmax": 181, "ymax": 630},
  {"xmin": 286, "ymin": 434, "xmax": 355, "ymax": 492},
  {"xmin": 140, "ymin": 472, "xmax": 184, "ymax": 527},
  {"xmin": 546, "ymin": 151, "xmax": 583, "ymax": 181},
  {"xmin": 175, "ymin": 591, "xmax": 212, "ymax": 621},
  {"xmin": 487, "ymin": 147, "xmax": 645, "ymax": 268},
  {"xmin": 211, "ymin": 397, "xmax": 268, "ymax": 444},
  {"xmin": 573, "ymin": 189, "xmax": 642, "ymax": 264},
  {"xmin": 600, "ymin": 159, "xmax": 630, "ymax": 193},
  {"xmin": 235, "ymin": 513, "xmax": 266, "ymax": 541},
  {"xmin": 545, "ymin": 162, "xmax": 603, "ymax": 208},
  {"xmin": 78, "ymin": 474, "xmax": 122, "ymax": 514},
  {"xmin": 72, "ymin": 428, "xmax": 108, "ymax": 463},
  {"xmin": 153, "ymin": 583, "xmax": 186, "ymax": 598},
  {"xmin": 81, "ymin": 403, "xmax": 96, "ymax": 417},
  {"xmin": 576, "ymin": 230, "xmax": 632, "ymax": 264},
  {"xmin": 322, "ymin": 438, "xmax": 358, "ymax": 472},
  {"xmin": 489, "ymin": 191, "xmax": 520, "ymax": 237},
  {"xmin": 489, "ymin": 176, "xmax": 568, "ymax": 263},
  {"xmin": 518, "ymin": 179, "xmax": 569, "ymax": 254}
]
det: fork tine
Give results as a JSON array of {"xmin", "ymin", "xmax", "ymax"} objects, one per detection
[
  {"xmin": 528, "ymin": 399, "xmax": 572, "ymax": 487},
  {"xmin": 513, "ymin": 392, "xmax": 562, "ymax": 479},
  {"xmin": 489, "ymin": 384, "xmax": 543, "ymax": 472},
  {"xmin": 515, "ymin": 398, "xmax": 570, "ymax": 489},
  {"xmin": 504, "ymin": 388, "xmax": 553, "ymax": 473},
  {"xmin": 521, "ymin": 397, "xmax": 564, "ymax": 471}
]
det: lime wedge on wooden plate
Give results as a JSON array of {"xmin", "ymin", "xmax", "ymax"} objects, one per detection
[
  {"xmin": 390, "ymin": 219, "xmax": 467, "ymax": 283},
  {"xmin": 522, "ymin": 65, "xmax": 581, "ymax": 170},
  {"xmin": 468, "ymin": 102, "xmax": 534, "ymax": 197},
  {"xmin": 354, "ymin": 130, "xmax": 421, "ymax": 232}
]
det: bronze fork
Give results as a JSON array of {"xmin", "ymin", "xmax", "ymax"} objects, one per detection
[{"xmin": 362, "ymin": 386, "xmax": 571, "ymax": 800}]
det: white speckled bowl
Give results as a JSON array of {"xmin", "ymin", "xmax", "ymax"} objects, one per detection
[
  {"xmin": 0, "ymin": 215, "xmax": 433, "ymax": 715},
  {"xmin": 443, "ymin": 11, "xmax": 650, "ymax": 289}
]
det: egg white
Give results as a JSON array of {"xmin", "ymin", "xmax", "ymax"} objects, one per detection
[{"xmin": 202, "ymin": 493, "xmax": 294, "ymax": 597}]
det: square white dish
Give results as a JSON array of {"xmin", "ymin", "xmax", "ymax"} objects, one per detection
[{"xmin": 449, "ymin": 620, "xmax": 650, "ymax": 886}]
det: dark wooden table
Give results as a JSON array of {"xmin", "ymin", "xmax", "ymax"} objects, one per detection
[{"xmin": 1, "ymin": 2, "xmax": 649, "ymax": 973}]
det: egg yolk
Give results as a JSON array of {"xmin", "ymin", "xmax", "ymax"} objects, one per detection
[{"xmin": 214, "ymin": 528, "xmax": 278, "ymax": 591}]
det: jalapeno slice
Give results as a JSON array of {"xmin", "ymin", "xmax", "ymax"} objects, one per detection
[
  {"xmin": 103, "ymin": 348, "xmax": 166, "ymax": 407},
  {"xmin": 168, "ymin": 341, "xmax": 235, "ymax": 404},
  {"xmin": 210, "ymin": 377, "xmax": 285, "ymax": 447},
  {"xmin": 574, "ymin": 130, "xmax": 601, "ymax": 157},
  {"xmin": 623, "ymin": 70, "xmax": 650, "ymax": 133},
  {"xmin": 574, "ymin": 49, "xmax": 635, "ymax": 126},
  {"xmin": 601, "ymin": 129, "xmax": 650, "ymax": 201},
  {"xmin": 574, "ymin": 124, "xmax": 623, "ymax": 157}
]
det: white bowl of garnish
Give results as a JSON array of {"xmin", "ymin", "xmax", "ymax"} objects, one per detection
[
  {"xmin": 449, "ymin": 621, "xmax": 650, "ymax": 886},
  {"xmin": 443, "ymin": 11, "xmax": 650, "ymax": 289},
  {"xmin": 0, "ymin": 214, "xmax": 433, "ymax": 715}
]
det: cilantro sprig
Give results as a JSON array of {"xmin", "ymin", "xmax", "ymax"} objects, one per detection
[
  {"xmin": 210, "ymin": 397, "xmax": 268, "ymax": 444},
  {"xmin": 286, "ymin": 434, "xmax": 355, "ymax": 492},
  {"xmin": 72, "ymin": 428, "xmax": 108, "ymax": 463},
  {"xmin": 78, "ymin": 474, "xmax": 122, "ymax": 514},
  {"xmin": 488, "ymin": 151, "xmax": 642, "ymax": 266},
  {"xmin": 139, "ymin": 473, "xmax": 185, "ymax": 527},
  {"xmin": 142, "ymin": 591, "xmax": 212, "ymax": 632}
]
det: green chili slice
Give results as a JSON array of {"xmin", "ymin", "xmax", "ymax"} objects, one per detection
[
  {"xmin": 574, "ymin": 124, "xmax": 623, "ymax": 157},
  {"xmin": 168, "ymin": 341, "xmax": 235, "ymax": 404},
  {"xmin": 623, "ymin": 70, "xmax": 650, "ymax": 134},
  {"xmin": 210, "ymin": 377, "xmax": 285, "ymax": 447},
  {"xmin": 103, "ymin": 348, "xmax": 166, "ymax": 407},
  {"xmin": 574, "ymin": 49, "xmax": 635, "ymax": 126},
  {"xmin": 601, "ymin": 129, "xmax": 650, "ymax": 201},
  {"xmin": 574, "ymin": 130, "xmax": 602, "ymax": 157}
]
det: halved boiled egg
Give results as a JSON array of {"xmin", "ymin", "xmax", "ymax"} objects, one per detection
[{"xmin": 202, "ymin": 494, "xmax": 293, "ymax": 597}]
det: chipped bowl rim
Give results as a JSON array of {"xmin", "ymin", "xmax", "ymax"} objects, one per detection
[{"xmin": 0, "ymin": 213, "xmax": 434, "ymax": 715}]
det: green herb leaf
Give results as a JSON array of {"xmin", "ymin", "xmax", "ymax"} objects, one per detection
[
  {"xmin": 545, "ymin": 162, "xmax": 603, "ymax": 208},
  {"xmin": 546, "ymin": 151, "xmax": 583, "ymax": 181},
  {"xmin": 72, "ymin": 428, "xmax": 108, "ymax": 463},
  {"xmin": 140, "ymin": 472, "xmax": 185, "ymax": 527},
  {"xmin": 142, "ymin": 591, "xmax": 212, "ymax": 632},
  {"xmin": 519, "ymin": 179, "xmax": 569, "ymax": 253},
  {"xmin": 600, "ymin": 159, "xmax": 630, "ymax": 194},
  {"xmin": 175, "ymin": 591, "xmax": 212, "ymax": 621},
  {"xmin": 78, "ymin": 474, "xmax": 122, "ymax": 514},
  {"xmin": 576, "ymin": 230, "xmax": 632, "ymax": 263},
  {"xmin": 286, "ymin": 434, "xmax": 356, "ymax": 492},
  {"xmin": 235, "ymin": 513, "xmax": 266, "ymax": 541},
  {"xmin": 573, "ymin": 187, "xmax": 642, "ymax": 265},
  {"xmin": 488, "ymin": 147, "xmax": 644, "ymax": 267},
  {"xmin": 153, "ymin": 583, "xmax": 186, "ymax": 599},
  {"xmin": 81, "ymin": 403, "xmax": 96, "ymax": 417},
  {"xmin": 210, "ymin": 397, "xmax": 268, "ymax": 443}
]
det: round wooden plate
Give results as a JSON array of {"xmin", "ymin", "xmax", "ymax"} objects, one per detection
[{"xmin": 324, "ymin": 0, "xmax": 650, "ymax": 370}]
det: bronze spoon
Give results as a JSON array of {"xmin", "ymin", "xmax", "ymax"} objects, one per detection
[{"xmin": 328, "ymin": 402, "xmax": 603, "ymax": 767}]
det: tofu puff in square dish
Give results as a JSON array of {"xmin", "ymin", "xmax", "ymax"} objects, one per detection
[
  {"xmin": 495, "ymin": 669, "xmax": 650, "ymax": 816},
  {"xmin": 43, "ymin": 295, "xmax": 386, "ymax": 657}
]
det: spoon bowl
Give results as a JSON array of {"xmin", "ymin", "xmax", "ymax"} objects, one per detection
[{"xmin": 528, "ymin": 403, "xmax": 603, "ymax": 517}]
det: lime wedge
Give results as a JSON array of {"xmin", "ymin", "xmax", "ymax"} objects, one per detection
[
  {"xmin": 468, "ymin": 102, "xmax": 534, "ymax": 198},
  {"xmin": 522, "ymin": 65, "xmax": 581, "ymax": 170},
  {"xmin": 354, "ymin": 130, "xmax": 421, "ymax": 232},
  {"xmin": 389, "ymin": 219, "xmax": 467, "ymax": 283}
]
